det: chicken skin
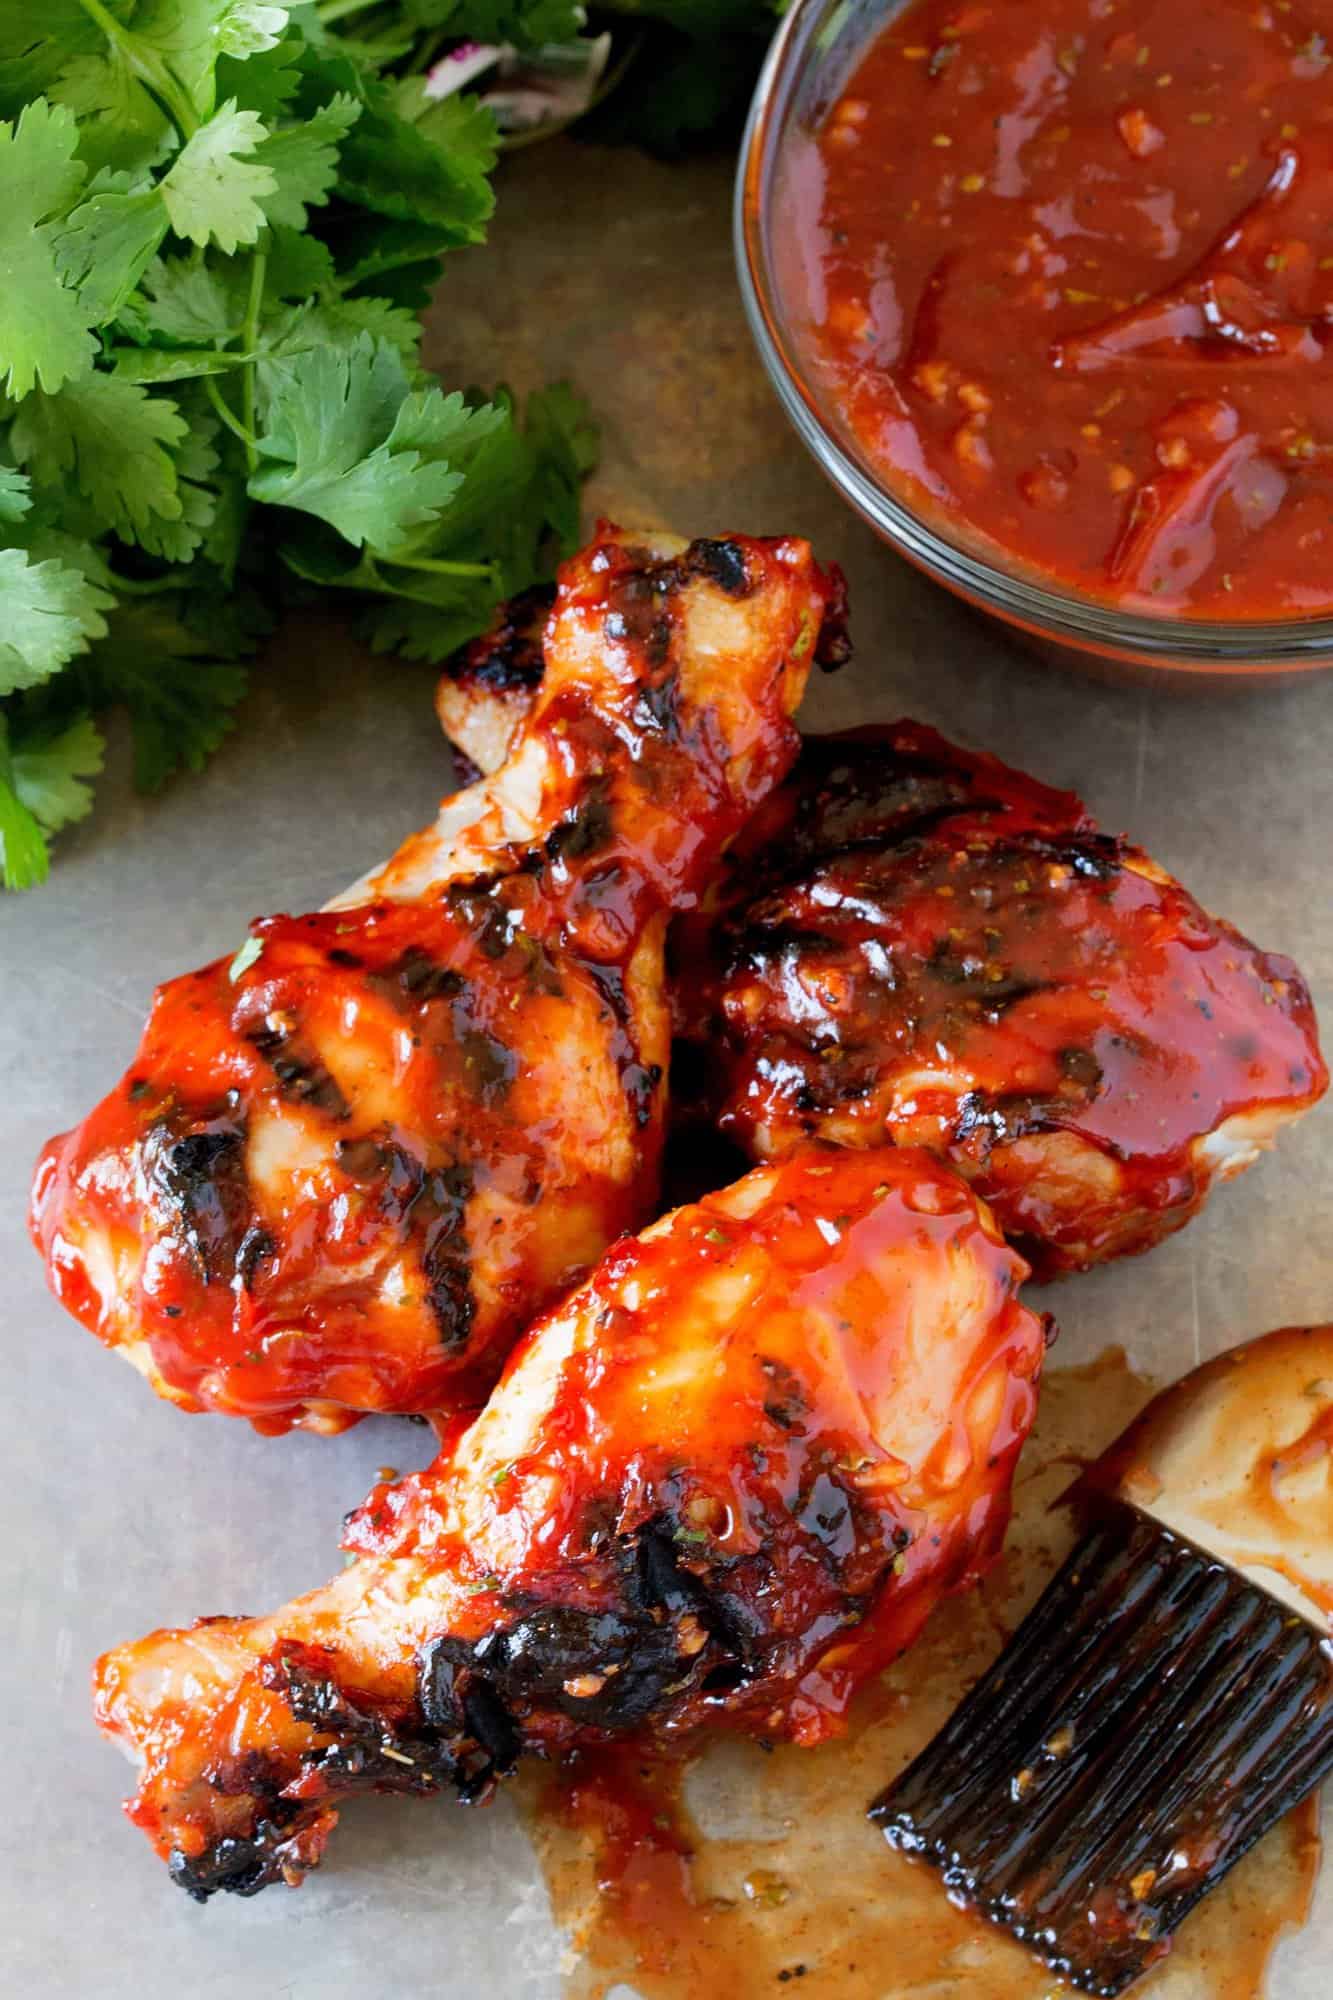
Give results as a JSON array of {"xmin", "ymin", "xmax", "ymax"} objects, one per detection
[
  {"xmin": 431, "ymin": 636, "xmax": 1325, "ymax": 1275},
  {"xmin": 692, "ymin": 723, "xmax": 1326, "ymax": 1274},
  {"xmin": 93, "ymin": 1144, "xmax": 1045, "ymax": 1898},
  {"xmin": 31, "ymin": 528, "xmax": 842, "ymax": 1433}
]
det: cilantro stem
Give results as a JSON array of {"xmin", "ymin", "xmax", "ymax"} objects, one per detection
[
  {"xmin": 204, "ymin": 376, "xmax": 260, "ymax": 452},
  {"xmin": 411, "ymin": 30, "xmax": 449, "ymax": 79},
  {"xmin": 76, "ymin": 0, "xmax": 200, "ymax": 140},
  {"xmin": 241, "ymin": 251, "xmax": 267, "ymax": 477},
  {"xmin": 317, "ymin": 0, "xmax": 384, "ymax": 22},
  {"xmin": 109, "ymin": 573, "xmax": 186, "ymax": 597},
  {"xmin": 388, "ymin": 555, "xmax": 497, "ymax": 580}
]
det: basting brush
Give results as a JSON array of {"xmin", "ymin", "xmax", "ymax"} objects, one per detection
[{"xmin": 869, "ymin": 1322, "xmax": 1333, "ymax": 1996}]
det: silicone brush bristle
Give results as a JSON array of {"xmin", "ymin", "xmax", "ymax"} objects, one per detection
[{"xmin": 869, "ymin": 1504, "xmax": 1333, "ymax": 1995}]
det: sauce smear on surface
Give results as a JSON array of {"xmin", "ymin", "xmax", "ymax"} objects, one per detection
[
  {"xmin": 780, "ymin": 0, "xmax": 1333, "ymax": 617},
  {"xmin": 521, "ymin": 1354, "xmax": 1321, "ymax": 1998}
]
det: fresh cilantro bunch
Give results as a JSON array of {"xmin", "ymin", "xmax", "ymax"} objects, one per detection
[{"xmin": 0, "ymin": 2, "xmax": 597, "ymax": 889}]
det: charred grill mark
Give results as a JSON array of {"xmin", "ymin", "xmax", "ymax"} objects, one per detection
[
  {"xmin": 440, "ymin": 583, "xmax": 553, "ymax": 694},
  {"xmin": 142, "ymin": 1116, "xmax": 250, "ymax": 1284},
  {"xmin": 460, "ymin": 1679, "xmax": 522, "ymax": 1779},
  {"xmin": 374, "ymin": 944, "xmax": 466, "ymax": 1009},
  {"xmin": 373, "ymin": 948, "xmax": 525, "ymax": 1103},
  {"xmin": 998, "ymin": 830, "xmax": 1123, "ymax": 880},
  {"xmin": 420, "ymin": 1603, "xmax": 689, "ymax": 1746},
  {"xmin": 953, "ymin": 1092, "xmax": 1021, "ymax": 1147},
  {"xmin": 262, "ymin": 1646, "xmax": 470, "ymax": 1805},
  {"xmin": 925, "ymin": 938, "xmax": 1048, "ymax": 1012},
  {"xmin": 638, "ymin": 1519, "xmax": 770, "ymax": 1669},
  {"xmin": 785, "ymin": 738, "xmax": 986, "ymax": 854},
  {"xmin": 630, "ymin": 669, "xmax": 681, "ymax": 739},
  {"xmin": 797, "ymin": 1471, "xmax": 856, "ymax": 1558},
  {"xmin": 443, "ymin": 973, "xmax": 517, "ymax": 1107},
  {"xmin": 168, "ymin": 1822, "xmax": 299, "ymax": 1902},
  {"xmin": 332, "ymin": 1138, "xmax": 474, "ymax": 1345},
  {"xmin": 171, "ymin": 1632, "xmax": 508, "ymax": 1899},
  {"xmin": 1059, "ymin": 1046, "xmax": 1104, "ymax": 1089},
  {"xmin": 457, "ymin": 1027, "xmax": 516, "ymax": 1103},
  {"xmin": 415, "ymin": 1510, "xmax": 778, "ymax": 1782},
  {"xmin": 726, "ymin": 922, "xmax": 852, "ymax": 978},
  {"xmin": 545, "ymin": 786, "xmax": 615, "ymax": 868},
  {"xmin": 335, "ymin": 1134, "xmax": 391, "ymax": 1186},
  {"xmin": 512, "ymin": 932, "xmax": 565, "ymax": 998},
  {"xmin": 734, "ymin": 799, "xmax": 1008, "ymax": 906},
  {"xmin": 953, "ymin": 1076, "xmax": 1114, "ymax": 1149},
  {"xmin": 603, "ymin": 570, "xmax": 674, "ymax": 670},
  {"xmin": 245, "ymin": 1020, "xmax": 350, "ymax": 1121},
  {"xmin": 416, "ymin": 1161, "xmax": 474, "ymax": 1348},
  {"xmin": 236, "ymin": 1225, "xmax": 276, "ymax": 1291},
  {"xmin": 760, "ymin": 1355, "xmax": 809, "ymax": 1435},
  {"xmin": 583, "ymin": 960, "xmax": 662, "ymax": 1129},
  {"xmin": 684, "ymin": 538, "xmax": 754, "ymax": 598},
  {"xmin": 443, "ymin": 883, "xmax": 521, "ymax": 962}
]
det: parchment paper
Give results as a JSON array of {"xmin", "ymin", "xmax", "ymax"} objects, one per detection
[{"xmin": 1, "ymin": 139, "xmax": 1329, "ymax": 1998}]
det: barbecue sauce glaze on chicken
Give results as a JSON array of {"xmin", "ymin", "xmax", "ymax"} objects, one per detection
[
  {"xmin": 432, "ymin": 629, "xmax": 1325, "ymax": 1278},
  {"xmin": 93, "ymin": 1145, "xmax": 1044, "ymax": 1898},
  {"xmin": 31, "ymin": 530, "xmax": 844, "ymax": 1432},
  {"xmin": 683, "ymin": 722, "xmax": 1326, "ymax": 1274}
]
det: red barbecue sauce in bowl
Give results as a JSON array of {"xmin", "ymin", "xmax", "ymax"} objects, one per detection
[{"xmin": 778, "ymin": 0, "xmax": 1333, "ymax": 618}]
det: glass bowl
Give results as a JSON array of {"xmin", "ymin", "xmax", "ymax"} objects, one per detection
[{"xmin": 734, "ymin": 0, "xmax": 1333, "ymax": 687}]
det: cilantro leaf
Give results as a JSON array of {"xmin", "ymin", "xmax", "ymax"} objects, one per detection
[
  {"xmin": 214, "ymin": 32, "xmax": 303, "ymax": 118},
  {"xmin": 0, "ymin": 544, "xmax": 112, "ymax": 693},
  {"xmin": 80, "ymin": 0, "xmax": 291, "ymax": 128},
  {"xmin": 367, "ymin": 586, "xmax": 500, "ymax": 666},
  {"xmin": 263, "ymin": 223, "xmax": 337, "ymax": 300},
  {"xmin": 76, "ymin": 595, "xmax": 254, "ymax": 792},
  {"xmin": 526, "ymin": 381, "xmax": 600, "ymax": 552},
  {"xmin": 261, "ymin": 293, "xmax": 422, "ymax": 369},
  {"xmin": 399, "ymin": 0, "xmax": 583, "ymax": 43},
  {"xmin": 0, "ymin": 3, "xmax": 103, "ymax": 117},
  {"xmin": 11, "ymin": 374, "xmax": 193, "ymax": 558},
  {"xmin": 0, "ymin": 99, "xmax": 97, "ymax": 398},
  {"xmin": 334, "ymin": 78, "xmax": 496, "ymax": 246},
  {"xmin": 53, "ymin": 182, "xmax": 170, "ymax": 324},
  {"xmin": 250, "ymin": 334, "xmax": 463, "ymax": 549},
  {"xmin": 9, "ymin": 710, "xmax": 105, "ymax": 833},
  {"xmin": 152, "ymin": 396, "xmax": 226, "ymax": 563},
  {"xmin": 0, "ymin": 0, "xmax": 599, "ymax": 892},
  {"xmin": 160, "ymin": 102, "xmax": 277, "ymax": 253},
  {"xmin": 255, "ymin": 91, "xmax": 360, "ymax": 227},
  {"xmin": 315, "ymin": 295, "xmax": 422, "ymax": 365},
  {"xmin": 48, "ymin": 46, "xmax": 172, "ymax": 177},
  {"xmin": 110, "ymin": 346, "xmax": 244, "ymax": 383},
  {"xmin": 333, "ymin": 215, "xmax": 450, "ymax": 305},
  {"xmin": 0, "ymin": 762, "xmax": 48, "ymax": 888},
  {"xmin": 0, "ymin": 466, "xmax": 33, "ymax": 523},
  {"xmin": 363, "ymin": 383, "xmax": 597, "ymax": 661},
  {"xmin": 117, "ymin": 248, "xmax": 241, "ymax": 345},
  {"xmin": 215, "ymin": 2, "xmax": 291, "ymax": 59}
]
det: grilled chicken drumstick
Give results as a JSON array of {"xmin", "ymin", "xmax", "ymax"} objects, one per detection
[
  {"xmin": 94, "ymin": 1143, "xmax": 1045, "ymax": 1898},
  {"xmin": 31, "ymin": 528, "xmax": 841, "ymax": 1433},
  {"xmin": 433, "ymin": 637, "xmax": 1325, "ymax": 1274},
  {"xmin": 693, "ymin": 723, "xmax": 1326, "ymax": 1274}
]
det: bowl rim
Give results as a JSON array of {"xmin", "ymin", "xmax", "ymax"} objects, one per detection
[{"xmin": 732, "ymin": 0, "xmax": 1333, "ymax": 675}]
